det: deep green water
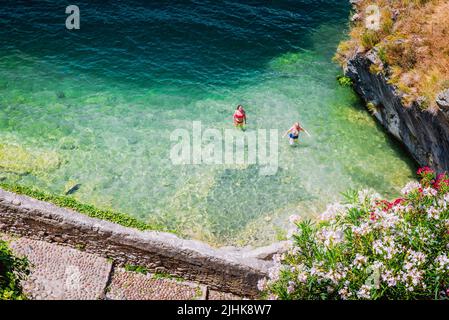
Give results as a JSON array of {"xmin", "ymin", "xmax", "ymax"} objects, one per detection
[{"xmin": 0, "ymin": 1, "xmax": 416, "ymax": 245}]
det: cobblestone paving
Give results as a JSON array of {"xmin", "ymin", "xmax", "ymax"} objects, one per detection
[
  {"xmin": 1, "ymin": 233, "xmax": 244, "ymax": 300},
  {"xmin": 208, "ymin": 290, "xmax": 243, "ymax": 300},
  {"xmin": 7, "ymin": 236, "xmax": 112, "ymax": 300},
  {"xmin": 106, "ymin": 268, "xmax": 206, "ymax": 300}
]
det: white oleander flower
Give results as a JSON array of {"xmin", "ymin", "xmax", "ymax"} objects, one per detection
[
  {"xmin": 406, "ymin": 250, "xmax": 426, "ymax": 266},
  {"xmin": 381, "ymin": 269, "xmax": 398, "ymax": 287},
  {"xmin": 427, "ymin": 206, "xmax": 440, "ymax": 220},
  {"xmin": 352, "ymin": 222, "xmax": 371, "ymax": 236},
  {"xmin": 287, "ymin": 281, "xmax": 296, "ymax": 294},
  {"xmin": 436, "ymin": 254, "xmax": 449, "ymax": 272},
  {"xmin": 401, "ymin": 181, "xmax": 421, "ymax": 195},
  {"xmin": 297, "ymin": 271, "xmax": 308, "ymax": 284},
  {"xmin": 320, "ymin": 203, "xmax": 348, "ymax": 221},
  {"xmin": 443, "ymin": 193, "xmax": 449, "ymax": 204},
  {"xmin": 257, "ymin": 278, "xmax": 268, "ymax": 291},
  {"xmin": 353, "ymin": 254, "xmax": 368, "ymax": 269},
  {"xmin": 372, "ymin": 238, "xmax": 398, "ymax": 260},
  {"xmin": 338, "ymin": 287, "xmax": 350, "ymax": 300},
  {"xmin": 423, "ymin": 187, "xmax": 438, "ymax": 197},
  {"xmin": 356, "ymin": 284, "xmax": 372, "ymax": 299},
  {"xmin": 319, "ymin": 228, "xmax": 344, "ymax": 247}
]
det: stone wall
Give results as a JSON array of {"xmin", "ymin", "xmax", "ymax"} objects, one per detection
[
  {"xmin": 0, "ymin": 188, "xmax": 284, "ymax": 298},
  {"xmin": 345, "ymin": 52, "xmax": 449, "ymax": 172}
]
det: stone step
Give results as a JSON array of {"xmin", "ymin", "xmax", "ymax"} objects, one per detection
[
  {"xmin": 4, "ymin": 235, "xmax": 112, "ymax": 300},
  {"xmin": 1, "ymin": 233, "xmax": 245, "ymax": 300},
  {"xmin": 105, "ymin": 267, "xmax": 206, "ymax": 300}
]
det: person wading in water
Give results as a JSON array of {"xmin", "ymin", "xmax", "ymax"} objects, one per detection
[
  {"xmin": 283, "ymin": 122, "xmax": 310, "ymax": 145},
  {"xmin": 233, "ymin": 105, "xmax": 247, "ymax": 130}
]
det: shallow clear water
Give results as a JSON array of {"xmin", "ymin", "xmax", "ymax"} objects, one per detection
[{"xmin": 0, "ymin": 0, "xmax": 416, "ymax": 246}]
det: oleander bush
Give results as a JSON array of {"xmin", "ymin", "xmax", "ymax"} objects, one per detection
[
  {"xmin": 0, "ymin": 240, "xmax": 29, "ymax": 300},
  {"xmin": 260, "ymin": 167, "xmax": 449, "ymax": 300}
]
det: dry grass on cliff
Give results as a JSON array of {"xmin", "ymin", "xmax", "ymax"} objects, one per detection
[{"xmin": 335, "ymin": 0, "xmax": 449, "ymax": 110}]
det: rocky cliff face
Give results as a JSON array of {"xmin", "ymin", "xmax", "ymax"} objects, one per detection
[{"xmin": 344, "ymin": 52, "xmax": 449, "ymax": 172}]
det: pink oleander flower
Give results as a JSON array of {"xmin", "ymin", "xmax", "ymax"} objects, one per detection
[{"xmin": 417, "ymin": 166, "xmax": 434, "ymax": 176}]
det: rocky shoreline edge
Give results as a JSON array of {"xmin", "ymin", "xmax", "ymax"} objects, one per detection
[
  {"xmin": 342, "ymin": 0, "xmax": 449, "ymax": 172},
  {"xmin": 344, "ymin": 51, "xmax": 449, "ymax": 172}
]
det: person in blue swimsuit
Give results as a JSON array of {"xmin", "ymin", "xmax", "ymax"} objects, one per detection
[{"xmin": 283, "ymin": 122, "xmax": 305, "ymax": 145}]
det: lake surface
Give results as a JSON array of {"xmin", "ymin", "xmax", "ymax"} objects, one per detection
[{"xmin": 0, "ymin": 0, "xmax": 416, "ymax": 246}]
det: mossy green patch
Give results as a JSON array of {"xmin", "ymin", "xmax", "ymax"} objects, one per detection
[
  {"xmin": 269, "ymin": 51, "xmax": 315, "ymax": 72},
  {"xmin": 124, "ymin": 264, "xmax": 149, "ymax": 275},
  {"xmin": 0, "ymin": 182, "xmax": 177, "ymax": 234},
  {"xmin": 152, "ymin": 271, "xmax": 186, "ymax": 282},
  {"xmin": 0, "ymin": 143, "xmax": 61, "ymax": 176},
  {"xmin": 123, "ymin": 264, "xmax": 186, "ymax": 282}
]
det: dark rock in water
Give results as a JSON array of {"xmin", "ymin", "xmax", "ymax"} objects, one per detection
[
  {"xmin": 436, "ymin": 89, "xmax": 449, "ymax": 111},
  {"xmin": 127, "ymin": 136, "xmax": 139, "ymax": 145},
  {"xmin": 56, "ymin": 91, "xmax": 65, "ymax": 99},
  {"xmin": 65, "ymin": 183, "xmax": 81, "ymax": 195}
]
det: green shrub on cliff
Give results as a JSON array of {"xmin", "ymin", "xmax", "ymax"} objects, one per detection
[
  {"xmin": 336, "ymin": 0, "xmax": 449, "ymax": 109},
  {"xmin": 337, "ymin": 75, "xmax": 353, "ymax": 87},
  {"xmin": 260, "ymin": 167, "xmax": 449, "ymax": 300},
  {"xmin": 0, "ymin": 240, "xmax": 29, "ymax": 300},
  {"xmin": 361, "ymin": 31, "xmax": 380, "ymax": 50}
]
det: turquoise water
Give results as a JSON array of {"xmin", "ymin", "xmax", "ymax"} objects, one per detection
[{"xmin": 0, "ymin": 1, "xmax": 416, "ymax": 246}]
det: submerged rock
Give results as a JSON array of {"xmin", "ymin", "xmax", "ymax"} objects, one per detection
[
  {"xmin": 64, "ymin": 181, "xmax": 81, "ymax": 195},
  {"xmin": 0, "ymin": 143, "xmax": 61, "ymax": 176},
  {"xmin": 56, "ymin": 91, "xmax": 65, "ymax": 99}
]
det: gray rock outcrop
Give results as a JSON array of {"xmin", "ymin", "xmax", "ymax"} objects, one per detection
[{"xmin": 344, "ymin": 53, "xmax": 449, "ymax": 172}]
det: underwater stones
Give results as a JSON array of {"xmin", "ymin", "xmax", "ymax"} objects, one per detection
[
  {"xmin": 0, "ymin": 143, "xmax": 61, "ymax": 175},
  {"xmin": 58, "ymin": 136, "xmax": 79, "ymax": 150},
  {"xmin": 56, "ymin": 91, "xmax": 65, "ymax": 99}
]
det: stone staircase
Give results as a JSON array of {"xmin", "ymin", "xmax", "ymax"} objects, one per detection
[{"xmin": 1, "ymin": 233, "xmax": 243, "ymax": 300}]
